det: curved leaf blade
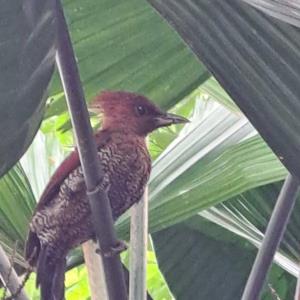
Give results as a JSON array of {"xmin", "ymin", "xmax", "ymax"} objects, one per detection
[
  {"xmin": 0, "ymin": 0, "xmax": 56, "ymax": 176},
  {"xmin": 148, "ymin": 0, "xmax": 300, "ymax": 178},
  {"xmin": 153, "ymin": 223, "xmax": 255, "ymax": 300},
  {"xmin": 0, "ymin": 164, "xmax": 35, "ymax": 265},
  {"xmin": 201, "ymin": 181, "xmax": 300, "ymax": 276},
  {"xmin": 152, "ymin": 221, "xmax": 297, "ymax": 300}
]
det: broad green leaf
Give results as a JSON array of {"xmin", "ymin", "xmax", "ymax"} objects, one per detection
[
  {"xmin": 152, "ymin": 221, "xmax": 296, "ymax": 300},
  {"xmin": 45, "ymin": 0, "xmax": 209, "ymax": 122},
  {"xmin": 201, "ymin": 181, "xmax": 300, "ymax": 276},
  {"xmin": 147, "ymin": 136, "xmax": 286, "ymax": 234},
  {"xmin": 148, "ymin": 0, "xmax": 300, "ymax": 178},
  {"xmin": 153, "ymin": 223, "xmax": 255, "ymax": 300},
  {"xmin": 0, "ymin": 0, "xmax": 56, "ymax": 176},
  {"xmin": 0, "ymin": 164, "xmax": 35, "ymax": 265}
]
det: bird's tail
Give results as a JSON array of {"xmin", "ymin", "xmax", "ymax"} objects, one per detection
[
  {"xmin": 36, "ymin": 245, "xmax": 66, "ymax": 300},
  {"xmin": 25, "ymin": 230, "xmax": 66, "ymax": 300}
]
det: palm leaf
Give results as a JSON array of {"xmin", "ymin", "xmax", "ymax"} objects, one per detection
[
  {"xmin": 148, "ymin": 0, "xmax": 300, "ymax": 178},
  {"xmin": 201, "ymin": 181, "xmax": 300, "ymax": 276},
  {"xmin": 0, "ymin": 164, "xmax": 35, "ymax": 266},
  {"xmin": 0, "ymin": 1, "xmax": 56, "ymax": 176},
  {"xmin": 152, "ymin": 220, "xmax": 296, "ymax": 300}
]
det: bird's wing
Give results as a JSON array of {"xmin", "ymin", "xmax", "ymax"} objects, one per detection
[
  {"xmin": 35, "ymin": 129, "xmax": 111, "ymax": 211},
  {"xmin": 25, "ymin": 130, "xmax": 111, "ymax": 264},
  {"xmin": 36, "ymin": 149, "xmax": 80, "ymax": 210}
]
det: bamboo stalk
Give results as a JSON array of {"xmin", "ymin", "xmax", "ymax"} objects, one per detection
[
  {"xmin": 82, "ymin": 241, "xmax": 108, "ymax": 300},
  {"xmin": 129, "ymin": 187, "xmax": 148, "ymax": 300},
  {"xmin": 0, "ymin": 246, "xmax": 28, "ymax": 300},
  {"xmin": 242, "ymin": 174, "xmax": 300, "ymax": 300},
  {"xmin": 55, "ymin": 1, "xmax": 127, "ymax": 299},
  {"xmin": 295, "ymin": 267, "xmax": 300, "ymax": 300}
]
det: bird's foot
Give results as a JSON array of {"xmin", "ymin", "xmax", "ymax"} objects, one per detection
[{"xmin": 96, "ymin": 240, "xmax": 127, "ymax": 258}]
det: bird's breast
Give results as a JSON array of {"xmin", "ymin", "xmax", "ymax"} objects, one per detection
[{"xmin": 98, "ymin": 139, "xmax": 151, "ymax": 219}]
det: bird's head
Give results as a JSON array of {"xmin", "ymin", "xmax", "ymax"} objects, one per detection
[{"xmin": 89, "ymin": 91, "xmax": 189, "ymax": 136}]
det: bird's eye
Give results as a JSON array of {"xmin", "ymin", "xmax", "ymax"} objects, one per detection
[{"xmin": 135, "ymin": 105, "xmax": 146, "ymax": 116}]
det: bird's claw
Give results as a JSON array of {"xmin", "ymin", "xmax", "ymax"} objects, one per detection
[{"xmin": 96, "ymin": 240, "xmax": 127, "ymax": 258}]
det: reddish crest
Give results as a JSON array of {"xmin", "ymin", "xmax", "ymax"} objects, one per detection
[{"xmin": 90, "ymin": 91, "xmax": 165, "ymax": 136}]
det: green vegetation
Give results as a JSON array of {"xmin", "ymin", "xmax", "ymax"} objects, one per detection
[{"xmin": 1, "ymin": 1, "xmax": 300, "ymax": 299}]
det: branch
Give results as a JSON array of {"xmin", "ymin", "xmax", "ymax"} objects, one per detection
[
  {"xmin": 54, "ymin": 1, "xmax": 127, "ymax": 299},
  {"xmin": 82, "ymin": 241, "xmax": 108, "ymax": 300},
  {"xmin": 0, "ymin": 245, "xmax": 28, "ymax": 300},
  {"xmin": 129, "ymin": 188, "xmax": 148, "ymax": 300},
  {"xmin": 295, "ymin": 269, "xmax": 300, "ymax": 300},
  {"xmin": 242, "ymin": 174, "xmax": 300, "ymax": 300}
]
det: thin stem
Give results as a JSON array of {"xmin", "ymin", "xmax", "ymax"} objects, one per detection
[
  {"xmin": 294, "ymin": 269, "xmax": 300, "ymax": 300},
  {"xmin": 129, "ymin": 188, "xmax": 148, "ymax": 300},
  {"xmin": 242, "ymin": 174, "xmax": 300, "ymax": 300},
  {"xmin": 54, "ymin": 1, "xmax": 127, "ymax": 299},
  {"xmin": 0, "ymin": 246, "xmax": 28, "ymax": 300},
  {"xmin": 82, "ymin": 241, "xmax": 108, "ymax": 300}
]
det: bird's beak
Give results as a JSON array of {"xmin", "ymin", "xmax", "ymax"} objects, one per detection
[{"xmin": 155, "ymin": 112, "xmax": 190, "ymax": 128}]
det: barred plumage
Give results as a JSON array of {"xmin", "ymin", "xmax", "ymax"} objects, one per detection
[{"xmin": 25, "ymin": 91, "xmax": 188, "ymax": 300}]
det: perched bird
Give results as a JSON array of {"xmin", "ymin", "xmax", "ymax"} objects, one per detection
[{"xmin": 25, "ymin": 91, "xmax": 188, "ymax": 300}]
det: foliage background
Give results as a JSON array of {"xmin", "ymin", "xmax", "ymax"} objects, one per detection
[{"xmin": 1, "ymin": 0, "xmax": 300, "ymax": 299}]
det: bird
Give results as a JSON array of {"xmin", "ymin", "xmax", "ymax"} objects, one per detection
[{"xmin": 24, "ymin": 90, "xmax": 188, "ymax": 300}]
